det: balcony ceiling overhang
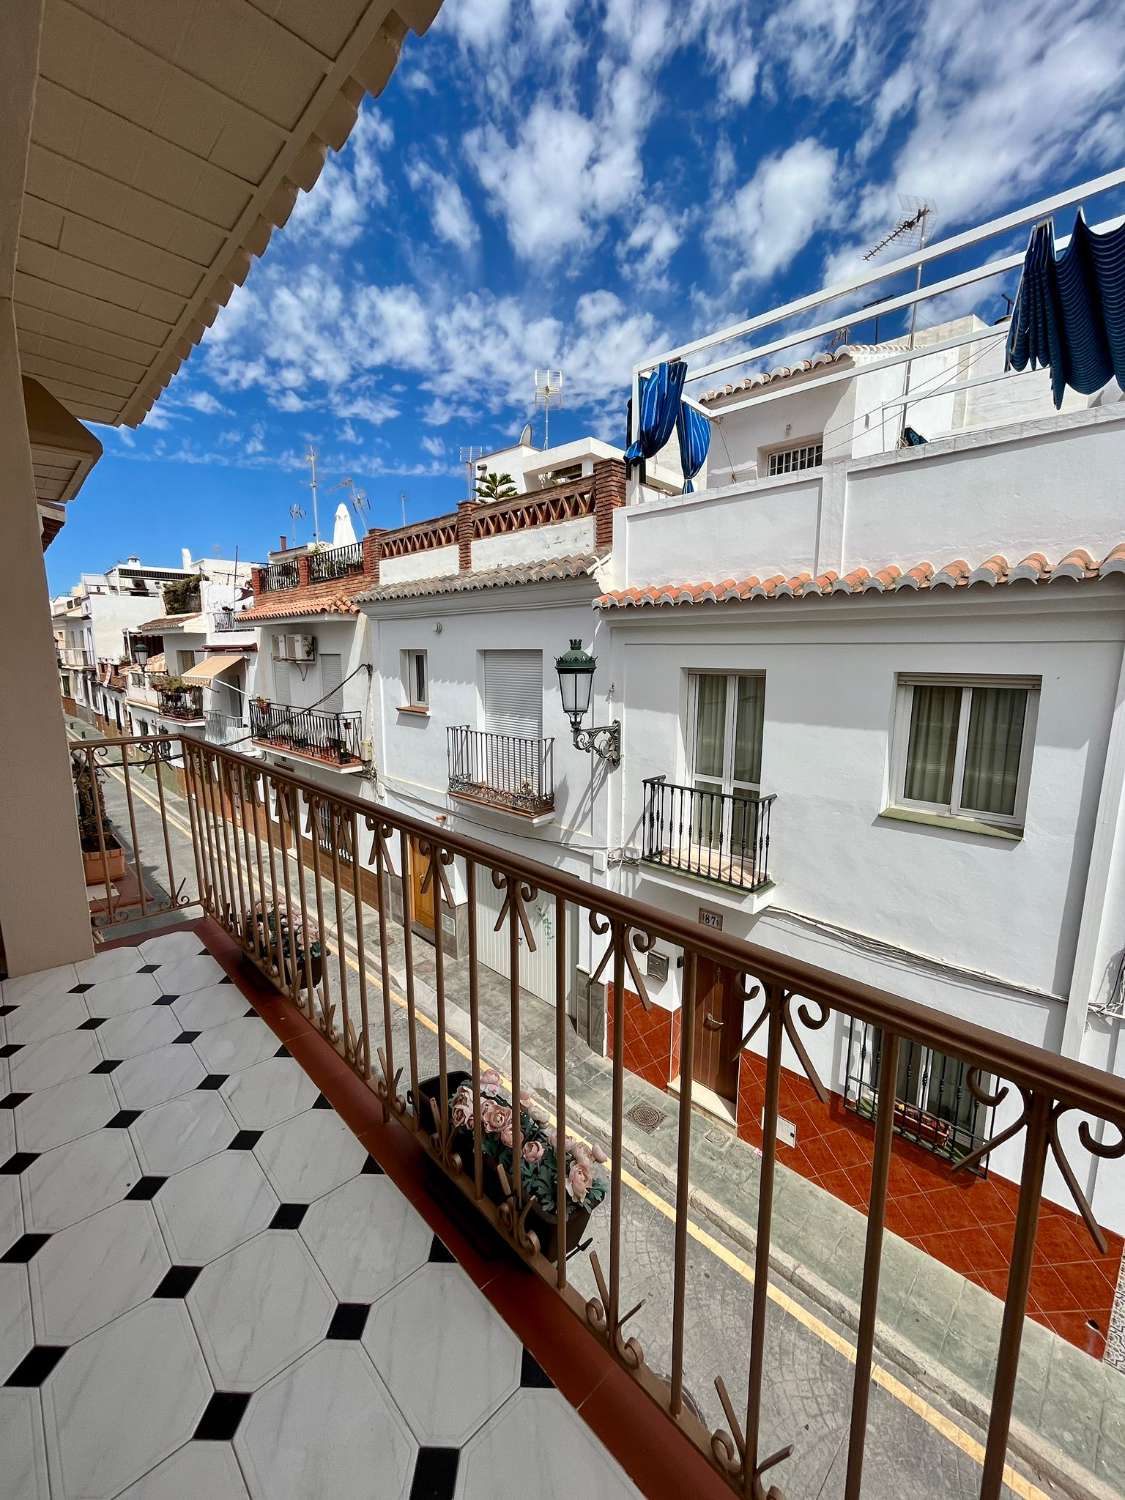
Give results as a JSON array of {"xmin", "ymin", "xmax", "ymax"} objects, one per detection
[{"xmin": 13, "ymin": 0, "xmax": 440, "ymax": 435}]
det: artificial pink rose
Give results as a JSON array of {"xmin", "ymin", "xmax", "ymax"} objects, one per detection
[
  {"xmin": 481, "ymin": 1069, "xmax": 501, "ymax": 1090},
  {"xmin": 451, "ymin": 1099, "xmax": 473, "ymax": 1131},
  {"xmin": 591, "ymin": 1143, "xmax": 608, "ymax": 1165},
  {"xmin": 522, "ymin": 1138, "xmax": 546, "ymax": 1165},
  {"xmin": 480, "ymin": 1101, "xmax": 509, "ymax": 1135},
  {"xmin": 500, "ymin": 1119, "xmax": 514, "ymax": 1148},
  {"xmin": 567, "ymin": 1159, "xmax": 593, "ymax": 1203},
  {"xmin": 529, "ymin": 1101, "xmax": 549, "ymax": 1124},
  {"xmin": 544, "ymin": 1128, "xmax": 557, "ymax": 1148},
  {"xmin": 571, "ymin": 1141, "xmax": 593, "ymax": 1169}
]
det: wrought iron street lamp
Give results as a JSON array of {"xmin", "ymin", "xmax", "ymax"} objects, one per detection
[
  {"xmin": 131, "ymin": 636, "xmax": 149, "ymax": 667},
  {"xmin": 555, "ymin": 639, "xmax": 620, "ymax": 765}
]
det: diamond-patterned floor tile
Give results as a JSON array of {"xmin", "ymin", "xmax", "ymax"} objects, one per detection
[
  {"xmin": 0, "ymin": 1388, "xmax": 49, "ymax": 1499},
  {"xmin": 75, "ymin": 946, "xmax": 146, "ymax": 984},
  {"xmin": 0, "ymin": 1261, "xmax": 33, "ymax": 1382},
  {"xmin": 154, "ymin": 954, "xmax": 226, "ymax": 996},
  {"xmin": 114, "ymin": 1043, "xmax": 206, "ymax": 1110},
  {"xmin": 236, "ymin": 1340, "xmax": 417, "ymax": 1500},
  {"xmin": 83, "ymin": 971, "xmax": 162, "ymax": 1018},
  {"xmin": 22, "ymin": 1129, "xmax": 141, "ymax": 1233},
  {"xmin": 117, "ymin": 1440, "xmax": 250, "ymax": 1498},
  {"xmin": 9, "ymin": 1031, "xmax": 103, "ymax": 1094},
  {"xmin": 221, "ymin": 1056, "xmax": 318, "ymax": 1130},
  {"xmin": 171, "ymin": 982, "xmax": 248, "ymax": 1033},
  {"xmin": 137, "ymin": 930, "xmax": 209, "ymax": 967},
  {"xmin": 96, "ymin": 1006, "xmax": 182, "ymax": 1060},
  {"xmin": 130, "ymin": 1090, "xmax": 239, "ymax": 1176},
  {"xmin": 155, "ymin": 1149, "xmax": 278, "ymax": 1263},
  {"xmin": 4, "ymin": 993, "xmax": 89, "ymax": 1047},
  {"xmin": 29, "ymin": 1201, "xmax": 168, "ymax": 1343},
  {"xmin": 254, "ymin": 1108, "xmax": 366, "ymax": 1202},
  {"xmin": 41, "ymin": 1300, "xmax": 211, "ymax": 1500},
  {"xmin": 300, "ymin": 1176, "xmax": 432, "ymax": 1302},
  {"xmin": 1, "ymin": 965, "xmax": 78, "ymax": 1007},
  {"xmin": 0, "ymin": 1174, "xmax": 22, "ymax": 1250},
  {"xmin": 363, "ymin": 1264, "xmax": 521, "ymax": 1446},
  {"xmin": 188, "ymin": 1231, "xmax": 332, "ymax": 1390},
  {"xmin": 13, "ymin": 1075, "xmax": 119, "ymax": 1155},
  {"xmin": 455, "ymin": 1389, "xmax": 642, "ymax": 1499},
  {"xmin": 193, "ymin": 1017, "xmax": 281, "ymax": 1074}
]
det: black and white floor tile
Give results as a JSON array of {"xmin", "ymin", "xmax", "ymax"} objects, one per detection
[{"xmin": 0, "ymin": 933, "xmax": 640, "ymax": 1499}]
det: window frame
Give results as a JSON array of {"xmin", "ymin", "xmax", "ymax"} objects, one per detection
[
  {"xmin": 402, "ymin": 649, "xmax": 429, "ymax": 710},
  {"xmin": 890, "ymin": 673, "xmax": 1039, "ymax": 829},
  {"xmin": 761, "ymin": 436, "xmax": 824, "ymax": 478}
]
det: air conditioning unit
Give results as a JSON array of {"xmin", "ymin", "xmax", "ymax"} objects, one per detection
[{"xmin": 290, "ymin": 634, "xmax": 316, "ymax": 662}]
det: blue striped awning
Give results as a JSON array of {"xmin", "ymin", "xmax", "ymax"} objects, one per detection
[{"xmin": 1007, "ymin": 210, "xmax": 1125, "ymax": 408}]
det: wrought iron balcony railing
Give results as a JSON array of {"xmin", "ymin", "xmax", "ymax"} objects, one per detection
[
  {"xmin": 263, "ymin": 559, "xmax": 300, "ymax": 591},
  {"xmin": 308, "ymin": 541, "xmax": 364, "ymax": 582},
  {"xmin": 250, "ymin": 700, "xmax": 362, "ymax": 765},
  {"xmin": 58, "ymin": 646, "xmax": 95, "ymax": 668},
  {"xmin": 156, "ymin": 683, "xmax": 204, "ymax": 721},
  {"xmin": 642, "ymin": 776, "xmax": 775, "ymax": 892},
  {"xmin": 69, "ymin": 729, "xmax": 1125, "ymax": 1500},
  {"xmin": 211, "ymin": 607, "xmax": 250, "ymax": 632},
  {"xmin": 447, "ymin": 725, "xmax": 554, "ymax": 815},
  {"xmin": 205, "ymin": 710, "xmax": 245, "ymax": 747}
]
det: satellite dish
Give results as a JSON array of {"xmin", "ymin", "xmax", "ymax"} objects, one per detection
[{"xmin": 518, "ymin": 421, "xmax": 534, "ymax": 446}]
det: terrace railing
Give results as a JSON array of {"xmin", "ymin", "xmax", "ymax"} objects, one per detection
[
  {"xmin": 263, "ymin": 559, "xmax": 300, "ymax": 591},
  {"xmin": 73, "ymin": 730, "xmax": 1125, "ymax": 1500},
  {"xmin": 250, "ymin": 700, "xmax": 362, "ymax": 765},
  {"xmin": 447, "ymin": 725, "xmax": 554, "ymax": 815},
  {"xmin": 211, "ymin": 607, "xmax": 247, "ymax": 632},
  {"xmin": 642, "ymin": 776, "xmax": 774, "ymax": 892},
  {"xmin": 309, "ymin": 541, "xmax": 364, "ymax": 582},
  {"xmin": 205, "ymin": 709, "xmax": 245, "ymax": 746},
  {"xmin": 156, "ymin": 683, "xmax": 204, "ymax": 721}
]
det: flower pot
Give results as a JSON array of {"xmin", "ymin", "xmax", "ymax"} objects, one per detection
[
  {"xmin": 412, "ymin": 1070, "xmax": 594, "ymax": 1264},
  {"xmin": 81, "ymin": 838, "xmax": 126, "ymax": 884}
]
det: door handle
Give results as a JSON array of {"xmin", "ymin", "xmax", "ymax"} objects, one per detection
[{"xmin": 703, "ymin": 1012, "xmax": 723, "ymax": 1031}]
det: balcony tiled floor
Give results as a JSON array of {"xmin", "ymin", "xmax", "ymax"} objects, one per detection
[{"xmin": 0, "ymin": 932, "xmax": 642, "ymax": 1500}]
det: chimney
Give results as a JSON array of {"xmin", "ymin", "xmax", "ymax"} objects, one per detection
[
  {"xmin": 180, "ymin": 547, "xmax": 192, "ymax": 570},
  {"xmin": 279, "ymin": 534, "xmax": 287, "ymax": 552}
]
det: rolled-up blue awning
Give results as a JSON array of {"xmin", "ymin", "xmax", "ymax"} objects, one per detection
[{"xmin": 1007, "ymin": 210, "xmax": 1125, "ymax": 408}]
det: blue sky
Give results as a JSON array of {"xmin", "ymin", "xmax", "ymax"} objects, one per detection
[{"xmin": 48, "ymin": 0, "xmax": 1125, "ymax": 594}]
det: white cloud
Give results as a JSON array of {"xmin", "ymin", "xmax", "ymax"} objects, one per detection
[
  {"xmin": 405, "ymin": 160, "xmax": 480, "ymax": 252},
  {"xmin": 245, "ymin": 422, "xmax": 266, "ymax": 456},
  {"xmin": 619, "ymin": 203, "xmax": 684, "ymax": 289},
  {"xmin": 420, "ymin": 434, "xmax": 446, "ymax": 457},
  {"xmin": 336, "ymin": 392, "xmax": 400, "ymax": 426},
  {"xmin": 437, "ymin": 0, "xmax": 512, "ymax": 50},
  {"xmin": 141, "ymin": 402, "xmax": 174, "ymax": 431},
  {"xmin": 468, "ymin": 100, "xmax": 642, "ymax": 263},
  {"xmin": 710, "ymin": 139, "xmax": 838, "ymax": 283},
  {"xmin": 339, "ymin": 420, "xmax": 361, "ymax": 444},
  {"xmin": 174, "ymin": 388, "xmax": 230, "ymax": 415}
]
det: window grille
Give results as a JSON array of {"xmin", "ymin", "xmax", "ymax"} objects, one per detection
[{"xmin": 766, "ymin": 440, "xmax": 823, "ymax": 476}]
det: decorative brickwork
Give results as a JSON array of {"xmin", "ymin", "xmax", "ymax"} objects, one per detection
[
  {"xmin": 296, "ymin": 554, "xmax": 312, "ymax": 587},
  {"xmin": 361, "ymin": 529, "xmax": 383, "ymax": 584},
  {"xmin": 250, "ymin": 565, "xmax": 265, "ymax": 600},
  {"xmin": 593, "ymin": 458, "xmax": 626, "ymax": 552},
  {"xmin": 379, "ymin": 515, "xmax": 458, "ymax": 557},
  {"xmin": 472, "ymin": 480, "xmax": 594, "ymax": 539},
  {"xmin": 735, "ymin": 1049, "xmax": 1124, "ymax": 1358},
  {"xmin": 457, "ymin": 501, "xmax": 478, "ymax": 571}
]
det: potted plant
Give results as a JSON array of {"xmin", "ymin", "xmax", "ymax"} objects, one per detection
[
  {"xmin": 412, "ymin": 1068, "xmax": 608, "ymax": 1262},
  {"xmin": 72, "ymin": 754, "xmax": 126, "ymax": 883},
  {"xmin": 243, "ymin": 900, "xmax": 324, "ymax": 991}
]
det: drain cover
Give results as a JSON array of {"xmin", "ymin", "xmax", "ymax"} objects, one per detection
[{"xmin": 625, "ymin": 1100, "xmax": 666, "ymax": 1133}]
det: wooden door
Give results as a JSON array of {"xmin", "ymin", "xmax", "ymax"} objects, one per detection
[
  {"xmin": 691, "ymin": 958, "xmax": 741, "ymax": 1102},
  {"xmin": 409, "ymin": 836, "xmax": 435, "ymax": 938}
]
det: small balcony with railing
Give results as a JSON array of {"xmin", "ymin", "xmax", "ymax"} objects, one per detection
[
  {"xmin": 309, "ymin": 541, "xmax": 364, "ymax": 582},
  {"xmin": 58, "ymin": 644, "xmax": 95, "ymax": 669},
  {"xmin": 250, "ymin": 699, "xmax": 363, "ymax": 767},
  {"xmin": 446, "ymin": 725, "xmax": 555, "ymax": 817},
  {"xmin": 641, "ymin": 775, "xmax": 775, "ymax": 899},
  {"xmin": 205, "ymin": 708, "xmax": 246, "ymax": 747},
  {"xmin": 156, "ymin": 682, "xmax": 205, "ymax": 723},
  {"xmin": 261, "ymin": 557, "xmax": 300, "ymax": 591}
]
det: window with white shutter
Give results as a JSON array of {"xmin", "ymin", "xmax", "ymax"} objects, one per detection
[
  {"xmin": 320, "ymin": 653, "xmax": 343, "ymax": 713},
  {"xmin": 483, "ymin": 650, "xmax": 542, "ymax": 740},
  {"xmin": 272, "ymin": 661, "xmax": 290, "ymax": 706}
]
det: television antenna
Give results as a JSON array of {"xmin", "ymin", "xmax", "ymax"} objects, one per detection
[
  {"xmin": 304, "ymin": 445, "xmax": 322, "ymax": 546},
  {"xmin": 288, "ymin": 502, "xmax": 306, "ymax": 544},
  {"xmin": 458, "ymin": 445, "xmax": 484, "ymax": 500},
  {"xmin": 533, "ymin": 369, "xmax": 563, "ymax": 450},
  {"xmin": 862, "ymin": 197, "xmax": 935, "ymax": 438},
  {"xmin": 398, "ymin": 491, "xmax": 408, "ymax": 527}
]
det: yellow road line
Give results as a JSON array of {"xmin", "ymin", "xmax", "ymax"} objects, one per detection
[{"xmin": 104, "ymin": 755, "xmax": 1040, "ymax": 1498}]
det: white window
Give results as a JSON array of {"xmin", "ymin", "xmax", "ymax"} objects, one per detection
[
  {"xmin": 687, "ymin": 672, "xmax": 765, "ymax": 852},
  {"xmin": 483, "ymin": 650, "xmax": 542, "ymax": 740},
  {"xmin": 892, "ymin": 677, "xmax": 1038, "ymax": 827},
  {"xmin": 320, "ymin": 653, "xmax": 343, "ymax": 714},
  {"xmin": 765, "ymin": 438, "xmax": 823, "ymax": 476},
  {"xmin": 176, "ymin": 649, "xmax": 199, "ymax": 674},
  {"xmin": 402, "ymin": 649, "xmax": 428, "ymax": 709}
]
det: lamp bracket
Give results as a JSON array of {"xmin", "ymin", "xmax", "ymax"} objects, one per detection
[{"xmin": 572, "ymin": 720, "xmax": 621, "ymax": 766}]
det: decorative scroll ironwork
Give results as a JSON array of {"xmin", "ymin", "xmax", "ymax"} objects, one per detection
[
  {"xmin": 711, "ymin": 1375, "xmax": 791, "ymax": 1500},
  {"xmin": 734, "ymin": 985, "xmax": 829, "ymax": 1103},
  {"xmin": 491, "ymin": 868, "xmax": 538, "ymax": 950},
  {"xmin": 585, "ymin": 1250, "xmax": 647, "ymax": 1371},
  {"xmin": 588, "ymin": 910, "xmax": 657, "ymax": 1011}
]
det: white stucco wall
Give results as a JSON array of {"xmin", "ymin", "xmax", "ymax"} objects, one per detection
[
  {"xmin": 378, "ymin": 545, "xmax": 459, "ymax": 586},
  {"xmin": 470, "ymin": 516, "xmax": 595, "ymax": 571}
]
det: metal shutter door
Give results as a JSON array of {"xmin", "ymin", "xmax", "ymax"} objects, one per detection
[
  {"xmin": 483, "ymin": 650, "xmax": 542, "ymax": 739},
  {"xmin": 320, "ymin": 653, "xmax": 343, "ymax": 713}
]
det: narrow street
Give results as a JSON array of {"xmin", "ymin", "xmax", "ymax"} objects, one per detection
[{"xmin": 80, "ymin": 729, "xmax": 1067, "ymax": 1500}]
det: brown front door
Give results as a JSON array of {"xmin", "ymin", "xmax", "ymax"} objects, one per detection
[
  {"xmin": 409, "ymin": 836, "xmax": 435, "ymax": 939},
  {"xmin": 691, "ymin": 958, "xmax": 742, "ymax": 1102}
]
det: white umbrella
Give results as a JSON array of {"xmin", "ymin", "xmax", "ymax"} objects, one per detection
[{"xmin": 332, "ymin": 502, "xmax": 357, "ymax": 547}]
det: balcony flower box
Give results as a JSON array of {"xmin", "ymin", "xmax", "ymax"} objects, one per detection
[
  {"xmin": 72, "ymin": 753, "xmax": 127, "ymax": 883},
  {"xmin": 412, "ymin": 1068, "xmax": 606, "ymax": 1263},
  {"xmin": 242, "ymin": 901, "xmax": 324, "ymax": 992}
]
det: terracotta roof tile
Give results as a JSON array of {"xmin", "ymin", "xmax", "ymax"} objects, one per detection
[
  {"xmin": 356, "ymin": 554, "xmax": 599, "ymax": 604},
  {"xmin": 593, "ymin": 543, "xmax": 1125, "ymax": 611},
  {"xmin": 239, "ymin": 576, "xmax": 368, "ymax": 621}
]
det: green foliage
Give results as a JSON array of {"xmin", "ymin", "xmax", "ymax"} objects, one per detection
[
  {"xmin": 162, "ymin": 576, "xmax": 201, "ymax": 614},
  {"xmin": 474, "ymin": 471, "xmax": 518, "ymax": 503}
]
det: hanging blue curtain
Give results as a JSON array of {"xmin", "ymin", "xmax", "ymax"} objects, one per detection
[
  {"xmin": 676, "ymin": 401, "xmax": 711, "ymax": 492},
  {"xmin": 1007, "ymin": 211, "xmax": 1125, "ymax": 408},
  {"xmin": 624, "ymin": 359, "xmax": 687, "ymax": 462}
]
